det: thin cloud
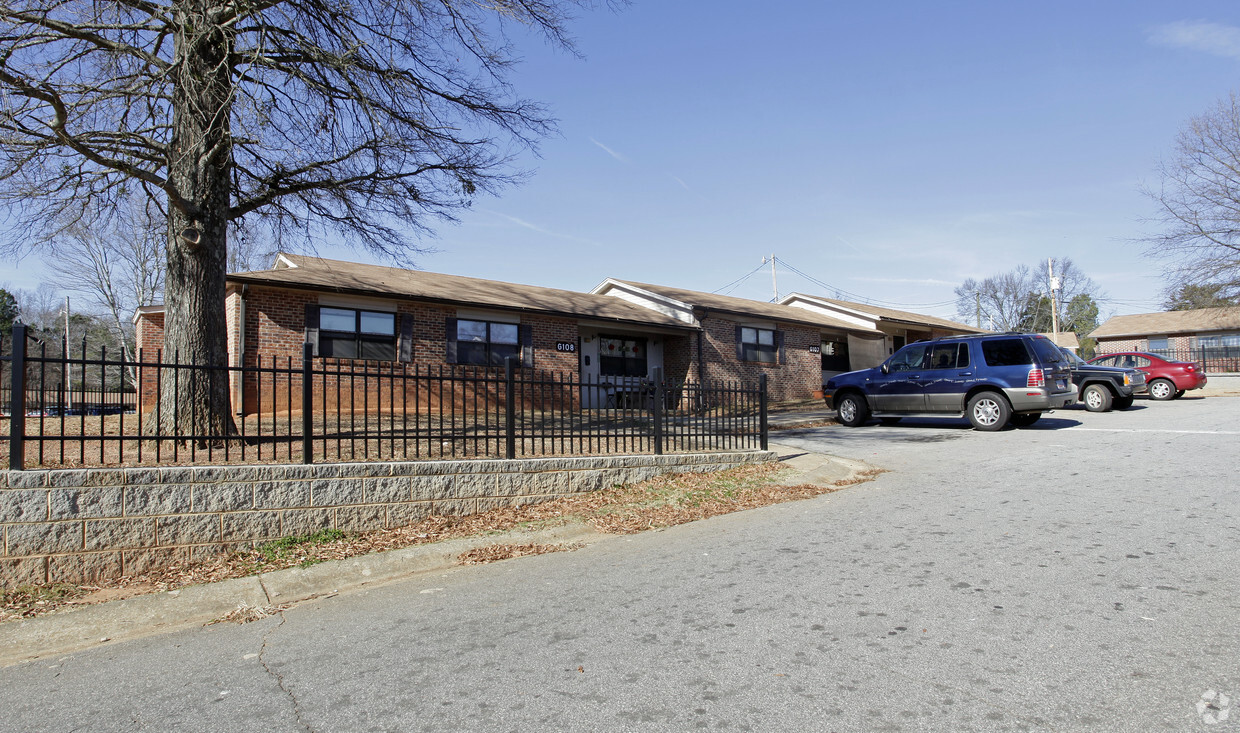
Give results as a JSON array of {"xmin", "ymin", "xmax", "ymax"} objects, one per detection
[
  {"xmin": 481, "ymin": 210, "xmax": 601, "ymax": 247},
  {"xmin": 669, "ymin": 174, "xmax": 691, "ymax": 192},
  {"xmin": 835, "ymin": 236, "xmax": 863, "ymax": 254},
  {"xmin": 852, "ymin": 276, "xmax": 958, "ymax": 287},
  {"xmin": 589, "ymin": 137, "xmax": 628, "ymax": 163},
  {"xmin": 1149, "ymin": 20, "xmax": 1240, "ymax": 60}
]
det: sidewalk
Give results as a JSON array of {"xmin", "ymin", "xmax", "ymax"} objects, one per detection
[
  {"xmin": 767, "ymin": 398, "xmax": 836, "ymax": 430},
  {"xmin": 0, "ymin": 441, "xmax": 865, "ymax": 668}
]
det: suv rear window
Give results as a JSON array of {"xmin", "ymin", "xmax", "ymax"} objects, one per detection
[
  {"xmin": 1028, "ymin": 338, "xmax": 1063, "ymax": 364},
  {"xmin": 981, "ymin": 338, "xmax": 1031, "ymax": 366}
]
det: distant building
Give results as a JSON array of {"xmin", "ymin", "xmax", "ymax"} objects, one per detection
[{"xmin": 1090, "ymin": 307, "xmax": 1240, "ymax": 355}]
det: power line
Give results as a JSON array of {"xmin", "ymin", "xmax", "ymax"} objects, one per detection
[
  {"xmin": 711, "ymin": 261, "xmax": 768, "ymax": 297},
  {"xmin": 773, "ymin": 257, "xmax": 957, "ymax": 309}
]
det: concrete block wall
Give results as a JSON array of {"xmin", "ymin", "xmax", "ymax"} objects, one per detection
[{"xmin": 0, "ymin": 451, "xmax": 773, "ymax": 588}]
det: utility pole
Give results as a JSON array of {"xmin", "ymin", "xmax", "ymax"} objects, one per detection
[
  {"xmin": 763, "ymin": 254, "xmax": 779, "ymax": 302},
  {"xmin": 1048, "ymin": 258, "xmax": 1060, "ymax": 343},
  {"xmin": 974, "ymin": 291, "xmax": 982, "ymax": 330},
  {"xmin": 64, "ymin": 296, "xmax": 71, "ymax": 397}
]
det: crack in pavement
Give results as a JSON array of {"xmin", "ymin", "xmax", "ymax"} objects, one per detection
[{"xmin": 258, "ymin": 612, "xmax": 315, "ymax": 733}]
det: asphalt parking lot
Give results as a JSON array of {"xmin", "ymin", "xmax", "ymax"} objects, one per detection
[{"xmin": 2, "ymin": 395, "xmax": 1237, "ymax": 732}]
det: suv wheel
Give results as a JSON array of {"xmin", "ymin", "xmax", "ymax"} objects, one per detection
[
  {"xmin": 835, "ymin": 392, "xmax": 870, "ymax": 427},
  {"xmin": 1148, "ymin": 378, "xmax": 1175, "ymax": 401},
  {"xmin": 967, "ymin": 391, "xmax": 1011, "ymax": 431},
  {"xmin": 1082, "ymin": 383, "xmax": 1113, "ymax": 412}
]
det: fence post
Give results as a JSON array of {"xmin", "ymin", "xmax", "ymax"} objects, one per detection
[
  {"xmin": 9, "ymin": 323, "xmax": 25, "ymax": 471},
  {"xmin": 758, "ymin": 373, "xmax": 768, "ymax": 452},
  {"xmin": 302, "ymin": 342, "xmax": 314, "ymax": 464},
  {"xmin": 504, "ymin": 356, "xmax": 516, "ymax": 460},
  {"xmin": 652, "ymin": 367, "xmax": 664, "ymax": 455}
]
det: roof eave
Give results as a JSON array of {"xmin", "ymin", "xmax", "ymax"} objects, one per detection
[{"xmin": 225, "ymin": 274, "xmax": 696, "ymax": 332}]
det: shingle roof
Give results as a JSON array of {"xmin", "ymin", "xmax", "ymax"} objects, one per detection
[
  {"xmin": 607, "ymin": 280, "xmax": 881, "ymax": 334},
  {"xmin": 789, "ymin": 295, "xmax": 984, "ymax": 333},
  {"xmin": 1090, "ymin": 307, "xmax": 1240, "ymax": 339},
  {"xmin": 229, "ymin": 255, "xmax": 695, "ymax": 330},
  {"xmin": 1039, "ymin": 332, "xmax": 1080, "ymax": 349}
]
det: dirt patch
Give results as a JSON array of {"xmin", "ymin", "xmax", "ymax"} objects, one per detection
[
  {"xmin": 1, "ymin": 460, "xmax": 882, "ymax": 623},
  {"xmin": 458, "ymin": 543, "xmax": 582, "ymax": 565}
]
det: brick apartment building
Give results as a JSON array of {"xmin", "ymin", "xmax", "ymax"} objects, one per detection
[
  {"xmin": 1090, "ymin": 307, "xmax": 1240, "ymax": 355},
  {"xmin": 134, "ymin": 254, "xmax": 980, "ymax": 413}
]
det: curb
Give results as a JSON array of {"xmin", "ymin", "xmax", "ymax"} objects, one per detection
[
  {"xmin": 0, "ymin": 447, "xmax": 873, "ymax": 669},
  {"xmin": 0, "ymin": 522, "xmax": 601, "ymax": 668}
]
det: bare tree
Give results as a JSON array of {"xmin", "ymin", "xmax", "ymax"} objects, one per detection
[
  {"xmin": 12, "ymin": 284, "xmax": 66, "ymax": 335},
  {"xmin": 45, "ymin": 193, "xmax": 165, "ymax": 367},
  {"xmin": 954, "ymin": 258, "xmax": 1102, "ymax": 333},
  {"xmin": 0, "ymin": 0, "xmax": 599, "ymax": 435},
  {"xmin": 1144, "ymin": 91, "xmax": 1240, "ymax": 299},
  {"xmin": 955, "ymin": 265, "xmax": 1037, "ymax": 331}
]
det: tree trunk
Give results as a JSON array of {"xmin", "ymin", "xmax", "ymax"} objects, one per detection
[{"xmin": 146, "ymin": 0, "xmax": 238, "ymax": 439}]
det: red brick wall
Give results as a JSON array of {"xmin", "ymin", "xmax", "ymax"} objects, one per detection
[
  {"xmin": 135, "ymin": 310, "xmax": 164, "ymax": 355},
  {"xmin": 132, "ymin": 286, "xmax": 589, "ymax": 415},
  {"xmin": 1096, "ymin": 335, "xmax": 1197, "ymax": 354},
  {"xmin": 663, "ymin": 333, "xmax": 695, "ymax": 385},
  {"xmin": 694, "ymin": 316, "xmax": 820, "ymax": 401},
  {"xmin": 133, "ymin": 311, "xmax": 164, "ymax": 411}
]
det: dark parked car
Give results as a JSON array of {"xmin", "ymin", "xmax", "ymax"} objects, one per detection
[
  {"xmin": 823, "ymin": 332, "xmax": 1076, "ymax": 431},
  {"xmin": 1060, "ymin": 348, "xmax": 1146, "ymax": 412},
  {"xmin": 1087, "ymin": 352, "xmax": 1207, "ymax": 401}
]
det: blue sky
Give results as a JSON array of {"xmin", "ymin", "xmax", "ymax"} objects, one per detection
[{"xmin": 8, "ymin": 1, "xmax": 1240, "ymax": 322}]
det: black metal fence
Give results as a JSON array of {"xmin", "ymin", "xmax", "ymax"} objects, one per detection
[
  {"xmin": 1098, "ymin": 345, "xmax": 1240, "ymax": 374},
  {"xmin": 1, "ymin": 325, "xmax": 768, "ymax": 470}
]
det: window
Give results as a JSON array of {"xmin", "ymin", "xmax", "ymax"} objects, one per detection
[
  {"xmin": 738, "ymin": 327, "xmax": 779, "ymax": 363},
  {"xmin": 928, "ymin": 342, "xmax": 968, "ymax": 370},
  {"xmin": 599, "ymin": 335, "xmax": 648, "ymax": 377},
  {"xmin": 454, "ymin": 319, "xmax": 520, "ymax": 366},
  {"xmin": 981, "ymin": 338, "xmax": 1032, "ymax": 367},
  {"xmin": 1198, "ymin": 332, "xmax": 1240, "ymax": 348},
  {"xmin": 1147, "ymin": 336, "xmax": 1168, "ymax": 352},
  {"xmin": 1029, "ymin": 338, "xmax": 1063, "ymax": 364},
  {"xmin": 886, "ymin": 344, "xmax": 927, "ymax": 372},
  {"xmin": 319, "ymin": 306, "xmax": 396, "ymax": 360},
  {"xmin": 821, "ymin": 338, "xmax": 850, "ymax": 371}
]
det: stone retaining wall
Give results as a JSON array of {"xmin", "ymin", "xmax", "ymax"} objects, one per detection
[{"xmin": 0, "ymin": 451, "xmax": 772, "ymax": 587}]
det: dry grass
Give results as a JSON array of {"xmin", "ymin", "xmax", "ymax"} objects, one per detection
[
  {"xmin": 1, "ymin": 461, "xmax": 882, "ymax": 623},
  {"xmin": 206, "ymin": 603, "xmax": 290, "ymax": 626},
  {"xmin": 458, "ymin": 543, "xmax": 582, "ymax": 565}
]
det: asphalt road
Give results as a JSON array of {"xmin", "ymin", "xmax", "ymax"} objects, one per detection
[{"xmin": 3, "ymin": 396, "xmax": 1239, "ymax": 732}]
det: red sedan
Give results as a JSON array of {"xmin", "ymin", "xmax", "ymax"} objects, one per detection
[{"xmin": 1088, "ymin": 352, "xmax": 1207, "ymax": 400}]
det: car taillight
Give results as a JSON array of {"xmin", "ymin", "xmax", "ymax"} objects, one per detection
[{"xmin": 1027, "ymin": 368, "xmax": 1045, "ymax": 388}]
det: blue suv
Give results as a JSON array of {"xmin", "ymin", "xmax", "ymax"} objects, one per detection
[{"xmin": 823, "ymin": 333, "xmax": 1076, "ymax": 431}]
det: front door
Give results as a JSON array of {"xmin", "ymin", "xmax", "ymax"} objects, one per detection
[
  {"xmin": 870, "ymin": 343, "xmax": 928, "ymax": 411},
  {"xmin": 923, "ymin": 341, "xmax": 974, "ymax": 412}
]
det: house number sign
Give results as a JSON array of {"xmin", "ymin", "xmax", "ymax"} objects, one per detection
[
  {"xmin": 555, "ymin": 341, "xmax": 577, "ymax": 353},
  {"xmin": 808, "ymin": 345, "xmax": 821, "ymax": 354}
]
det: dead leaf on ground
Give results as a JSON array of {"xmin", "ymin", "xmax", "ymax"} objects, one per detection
[{"xmin": 3, "ymin": 461, "xmax": 882, "ymax": 622}]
